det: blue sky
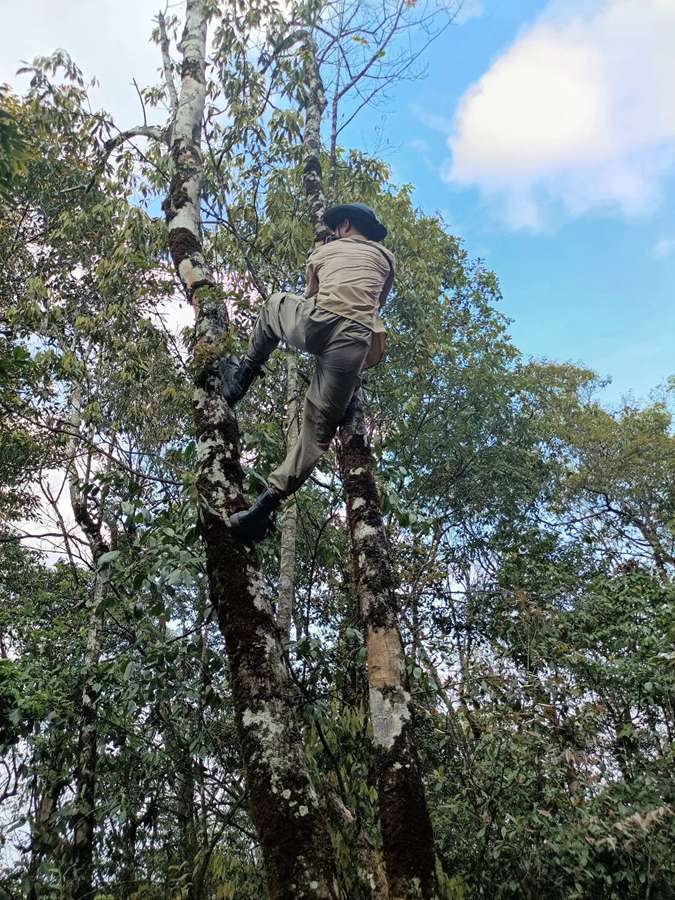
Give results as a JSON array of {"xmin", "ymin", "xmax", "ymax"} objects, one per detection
[
  {"xmin": 342, "ymin": 0, "xmax": 675, "ymax": 406},
  {"xmin": 2, "ymin": 0, "xmax": 673, "ymax": 407}
]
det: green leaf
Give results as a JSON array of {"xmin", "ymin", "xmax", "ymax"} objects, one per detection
[{"xmin": 97, "ymin": 550, "xmax": 121, "ymax": 568}]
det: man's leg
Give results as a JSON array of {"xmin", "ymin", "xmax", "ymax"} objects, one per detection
[
  {"xmin": 268, "ymin": 317, "xmax": 371, "ymax": 497},
  {"xmin": 229, "ymin": 314, "xmax": 370, "ymax": 543},
  {"xmin": 247, "ymin": 291, "xmax": 312, "ymax": 365},
  {"xmin": 221, "ymin": 292, "xmax": 309, "ymax": 405}
]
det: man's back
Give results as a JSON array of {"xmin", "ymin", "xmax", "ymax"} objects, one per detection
[{"xmin": 305, "ymin": 235, "xmax": 395, "ymax": 334}]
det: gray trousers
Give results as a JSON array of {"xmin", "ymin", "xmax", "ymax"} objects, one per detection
[{"xmin": 246, "ymin": 292, "xmax": 372, "ymax": 497}]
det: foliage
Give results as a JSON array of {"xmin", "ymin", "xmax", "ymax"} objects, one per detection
[
  {"xmin": 0, "ymin": 4, "xmax": 673, "ymax": 898},
  {"xmin": 0, "ymin": 87, "xmax": 31, "ymax": 200}
]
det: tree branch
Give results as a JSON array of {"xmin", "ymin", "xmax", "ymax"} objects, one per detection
[{"xmin": 157, "ymin": 10, "xmax": 179, "ymax": 117}]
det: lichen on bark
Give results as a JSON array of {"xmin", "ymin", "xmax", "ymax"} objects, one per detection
[
  {"xmin": 160, "ymin": 3, "xmax": 344, "ymax": 895},
  {"xmin": 339, "ymin": 391, "xmax": 438, "ymax": 899}
]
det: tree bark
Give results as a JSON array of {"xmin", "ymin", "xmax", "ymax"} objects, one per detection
[
  {"xmin": 119, "ymin": 811, "xmax": 138, "ymax": 900},
  {"xmin": 162, "ymin": 4, "xmax": 339, "ymax": 895},
  {"xmin": 70, "ymin": 579, "xmax": 104, "ymax": 900},
  {"xmin": 293, "ymin": 26, "xmax": 437, "ymax": 899},
  {"xmin": 277, "ymin": 33, "xmax": 330, "ymax": 646},
  {"xmin": 159, "ymin": 691, "xmax": 199, "ymax": 896},
  {"xmin": 301, "ymin": 35, "xmax": 331, "ymax": 243},
  {"xmin": 339, "ymin": 396, "xmax": 438, "ymax": 900},
  {"xmin": 27, "ymin": 739, "xmax": 68, "ymax": 897},
  {"xmin": 297, "ymin": 31, "xmax": 437, "ymax": 897},
  {"xmin": 60, "ymin": 385, "xmax": 109, "ymax": 900},
  {"xmin": 278, "ymin": 351, "xmax": 301, "ymax": 645}
]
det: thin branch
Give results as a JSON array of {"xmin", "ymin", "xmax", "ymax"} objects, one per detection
[
  {"xmin": 335, "ymin": 1, "xmax": 405, "ymax": 101},
  {"xmin": 157, "ymin": 10, "xmax": 179, "ymax": 117},
  {"xmin": 132, "ymin": 77, "xmax": 148, "ymax": 127},
  {"xmin": 84, "ymin": 124, "xmax": 168, "ymax": 194},
  {"xmin": 104, "ymin": 125, "xmax": 167, "ymax": 153}
]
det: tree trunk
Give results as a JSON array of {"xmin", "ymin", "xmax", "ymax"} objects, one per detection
[
  {"xmin": 160, "ymin": 698, "xmax": 199, "ymax": 896},
  {"xmin": 339, "ymin": 395, "xmax": 438, "ymax": 900},
  {"xmin": 276, "ymin": 31, "xmax": 329, "ymax": 651},
  {"xmin": 162, "ymin": 4, "xmax": 339, "ymax": 894},
  {"xmin": 58, "ymin": 383, "xmax": 109, "ymax": 900},
  {"xmin": 119, "ymin": 809, "xmax": 138, "ymax": 900},
  {"xmin": 294, "ymin": 29, "xmax": 438, "ymax": 899},
  {"xmin": 301, "ymin": 35, "xmax": 331, "ymax": 244},
  {"xmin": 70, "ymin": 576, "xmax": 104, "ymax": 900},
  {"xmin": 298, "ymin": 32, "xmax": 437, "ymax": 896},
  {"xmin": 27, "ymin": 739, "xmax": 68, "ymax": 897},
  {"xmin": 278, "ymin": 351, "xmax": 300, "ymax": 646}
]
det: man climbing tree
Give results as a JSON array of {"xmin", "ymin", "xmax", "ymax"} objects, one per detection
[{"xmin": 222, "ymin": 201, "xmax": 395, "ymax": 542}]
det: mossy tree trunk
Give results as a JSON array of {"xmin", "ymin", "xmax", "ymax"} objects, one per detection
[
  {"xmin": 161, "ymin": 3, "xmax": 339, "ymax": 895},
  {"xmin": 298, "ymin": 31, "xmax": 438, "ymax": 897},
  {"xmin": 64, "ymin": 386, "xmax": 109, "ymax": 900},
  {"xmin": 338, "ymin": 398, "xmax": 437, "ymax": 899}
]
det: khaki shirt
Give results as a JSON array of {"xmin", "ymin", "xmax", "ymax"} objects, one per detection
[{"xmin": 304, "ymin": 236, "xmax": 396, "ymax": 337}]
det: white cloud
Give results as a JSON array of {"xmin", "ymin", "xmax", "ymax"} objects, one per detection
[
  {"xmin": 454, "ymin": 0, "xmax": 484, "ymax": 25},
  {"xmin": 0, "ymin": 0, "xmax": 166, "ymax": 129},
  {"xmin": 652, "ymin": 237, "xmax": 675, "ymax": 260},
  {"xmin": 413, "ymin": 105, "xmax": 455, "ymax": 135},
  {"xmin": 409, "ymin": 138, "xmax": 430, "ymax": 154},
  {"xmin": 443, "ymin": 0, "xmax": 675, "ymax": 229}
]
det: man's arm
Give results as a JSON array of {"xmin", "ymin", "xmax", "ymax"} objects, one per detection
[
  {"xmin": 378, "ymin": 254, "xmax": 396, "ymax": 308},
  {"xmin": 304, "ymin": 247, "xmax": 321, "ymax": 299}
]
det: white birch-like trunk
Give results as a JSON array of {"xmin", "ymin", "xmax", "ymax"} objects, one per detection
[{"xmin": 161, "ymin": 4, "xmax": 340, "ymax": 895}]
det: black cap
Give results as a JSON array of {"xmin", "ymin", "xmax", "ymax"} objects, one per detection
[{"xmin": 323, "ymin": 202, "xmax": 387, "ymax": 241}]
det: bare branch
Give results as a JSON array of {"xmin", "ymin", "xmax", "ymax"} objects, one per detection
[
  {"xmin": 84, "ymin": 124, "xmax": 168, "ymax": 194},
  {"xmin": 335, "ymin": 1, "xmax": 405, "ymax": 101},
  {"xmin": 104, "ymin": 124, "xmax": 167, "ymax": 153},
  {"xmin": 157, "ymin": 9, "xmax": 179, "ymax": 117},
  {"xmin": 132, "ymin": 77, "xmax": 148, "ymax": 127}
]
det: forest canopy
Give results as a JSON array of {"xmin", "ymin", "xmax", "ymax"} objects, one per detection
[{"xmin": 1, "ymin": 2, "xmax": 673, "ymax": 898}]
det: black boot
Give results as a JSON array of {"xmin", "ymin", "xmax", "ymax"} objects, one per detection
[
  {"xmin": 229, "ymin": 488, "xmax": 283, "ymax": 544},
  {"xmin": 219, "ymin": 356, "xmax": 263, "ymax": 406}
]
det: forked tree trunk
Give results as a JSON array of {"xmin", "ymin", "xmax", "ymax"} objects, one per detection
[
  {"xmin": 162, "ymin": 3, "xmax": 338, "ymax": 895},
  {"xmin": 339, "ymin": 398, "xmax": 438, "ymax": 900}
]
